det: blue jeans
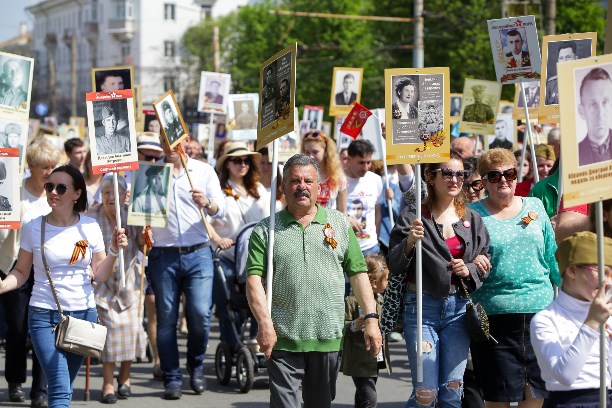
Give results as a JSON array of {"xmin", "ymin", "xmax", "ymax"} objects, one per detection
[
  {"xmin": 402, "ymin": 291, "xmax": 470, "ymax": 408},
  {"xmin": 28, "ymin": 306, "xmax": 97, "ymax": 408},
  {"xmin": 148, "ymin": 245, "xmax": 214, "ymax": 386}
]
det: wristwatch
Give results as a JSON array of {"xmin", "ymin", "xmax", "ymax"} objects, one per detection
[
  {"xmin": 364, "ymin": 313, "xmax": 379, "ymax": 320},
  {"xmin": 204, "ymin": 199, "xmax": 213, "ymax": 209}
]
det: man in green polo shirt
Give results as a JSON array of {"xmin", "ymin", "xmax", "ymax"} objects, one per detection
[{"xmin": 246, "ymin": 154, "xmax": 382, "ymax": 408}]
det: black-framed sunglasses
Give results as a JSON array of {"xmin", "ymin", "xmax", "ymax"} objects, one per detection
[
  {"xmin": 431, "ymin": 168, "xmax": 470, "ymax": 181},
  {"xmin": 230, "ymin": 157, "xmax": 251, "ymax": 166},
  {"xmin": 464, "ymin": 179, "xmax": 484, "ymax": 191},
  {"xmin": 483, "ymin": 168, "xmax": 518, "ymax": 183},
  {"xmin": 43, "ymin": 182, "xmax": 69, "ymax": 195}
]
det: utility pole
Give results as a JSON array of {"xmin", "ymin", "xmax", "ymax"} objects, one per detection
[
  {"xmin": 545, "ymin": 0, "xmax": 556, "ymax": 35},
  {"xmin": 413, "ymin": 0, "xmax": 424, "ymax": 68}
]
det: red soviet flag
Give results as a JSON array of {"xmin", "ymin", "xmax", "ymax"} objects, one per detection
[{"xmin": 340, "ymin": 103, "xmax": 372, "ymax": 139}]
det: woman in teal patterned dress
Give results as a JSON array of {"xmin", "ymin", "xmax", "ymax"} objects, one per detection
[{"xmin": 469, "ymin": 148, "xmax": 560, "ymax": 408}]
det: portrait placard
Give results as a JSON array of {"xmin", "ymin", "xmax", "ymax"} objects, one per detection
[
  {"xmin": 257, "ymin": 43, "xmax": 297, "ymax": 149},
  {"xmin": 385, "ymin": 67, "xmax": 450, "ymax": 165},
  {"xmin": 450, "ymin": 93, "xmax": 462, "ymax": 119},
  {"xmin": 303, "ymin": 106, "xmax": 324, "ymax": 131},
  {"xmin": 152, "ymin": 90, "xmax": 189, "ymax": 149},
  {"xmin": 512, "ymin": 81, "xmax": 540, "ymax": 119},
  {"xmin": 0, "ymin": 51, "xmax": 34, "ymax": 121},
  {"xmin": 61, "ymin": 125, "xmax": 81, "ymax": 141},
  {"xmin": 275, "ymin": 108, "xmax": 300, "ymax": 162},
  {"xmin": 539, "ymin": 33, "xmax": 597, "ymax": 124},
  {"xmin": 329, "ymin": 67, "xmax": 364, "ymax": 117},
  {"xmin": 487, "ymin": 16, "xmax": 541, "ymax": 85},
  {"xmin": 486, "ymin": 113, "xmax": 515, "ymax": 151},
  {"xmin": 0, "ymin": 152, "xmax": 20, "ymax": 229},
  {"xmin": 86, "ymin": 90, "xmax": 139, "ymax": 175},
  {"xmin": 128, "ymin": 161, "xmax": 172, "ymax": 227},
  {"xmin": 360, "ymin": 108, "xmax": 385, "ymax": 161},
  {"xmin": 197, "ymin": 72, "xmax": 231, "ymax": 114},
  {"xmin": 143, "ymin": 109, "xmax": 161, "ymax": 136},
  {"xmin": 91, "ymin": 66, "xmax": 134, "ymax": 92},
  {"xmin": 334, "ymin": 116, "xmax": 351, "ymax": 149},
  {"xmin": 558, "ymin": 54, "xmax": 612, "ymax": 207},
  {"xmin": 459, "ymin": 79, "xmax": 501, "ymax": 135},
  {"xmin": 227, "ymin": 93, "xmax": 258, "ymax": 141}
]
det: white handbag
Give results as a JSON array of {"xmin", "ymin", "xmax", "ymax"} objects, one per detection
[{"xmin": 41, "ymin": 216, "xmax": 107, "ymax": 358}]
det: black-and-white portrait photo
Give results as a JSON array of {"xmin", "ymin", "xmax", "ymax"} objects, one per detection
[
  {"xmin": 144, "ymin": 112, "xmax": 161, "ymax": 135},
  {"xmin": 0, "ymin": 52, "xmax": 32, "ymax": 111},
  {"xmin": 335, "ymin": 73, "xmax": 358, "ymax": 106},
  {"xmin": 0, "ymin": 160, "xmax": 12, "ymax": 212},
  {"xmin": 93, "ymin": 100, "xmax": 131, "ymax": 156},
  {"xmin": 303, "ymin": 107, "xmax": 323, "ymax": 131},
  {"xmin": 153, "ymin": 92, "xmax": 187, "ymax": 148},
  {"xmin": 501, "ymin": 28, "xmax": 531, "ymax": 69},
  {"xmin": 204, "ymin": 78, "xmax": 224, "ymax": 105},
  {"xmin": 132, "ymin": 163, "xmax": 170, "ymax": 215},
  {"xmin": 450, "ymin": 95, "xmax": 462, "ymax": 118},
  {"xmin": 574, "ymin": 65, "xmax": 612, "ymax": 166},
  {"xmin": 391, "ymin": 75, "xmax": 419, "ymax": 119},
  {"xmin": 462, "ymin": 83, "xmax": 495, "ymax": 124},
  {"xmin": 92, "ymin": 67, "xmax": 132, "ymax": 92},
  {"xmin": 275, "ymin": 77, "xmax": 290, "ymax": 119},
  {"xmin": 517, "ymin": 81, "xmax": 540, "ymax": 108},
  {"xmin": 262, "ymin": 62, "xmax": 277, "ymax": 106},
  {"xmin": 329, "ymin": 67, "xmax": 363, "ymax": 116},
  {"xmin": 545, "ymin": 39, "xmax": 593, "ymax": 105},
  {"xmin": 418, "ymin": 100, "xmax": 443, "ymax": 140},
  {"xmin": 234, "ymin": 100, "xmax": 257, "ymax": 130},
  {"xmin": 488, "ymin": 114, "xmax": 514, "ymax": 150}
]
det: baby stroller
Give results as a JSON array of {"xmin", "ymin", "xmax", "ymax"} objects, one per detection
[{"xmin": 213, "ymin": 221, "xmax": 267, "ymax": 393}]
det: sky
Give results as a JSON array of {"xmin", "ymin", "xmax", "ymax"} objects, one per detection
[{"xmin": 0, "ymin": 0, "xmax": 38, "ymax": 43}]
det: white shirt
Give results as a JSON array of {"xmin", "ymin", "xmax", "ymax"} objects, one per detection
[
  {"xmin": 151, "ymin": 157, "xmax": 225, "ymax": 247},
  {"xmin": 21, "ymin": 215, "xmax": 105, "ymax": 311},
  {"xmin": 346, "ymin": 171, "xmax": 383, "ymax": 251},
  {"xmin": 211, "ymin": 181, "xmax": 270, "ymax": 262},
  {"xmin": 530, "ymin": 290, "xmax": 612, "ymax": 391}
]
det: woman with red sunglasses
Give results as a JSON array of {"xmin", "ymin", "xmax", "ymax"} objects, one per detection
[{"xmin": 469, "ymin": 148, "xmax": 561, "ymax": 408}]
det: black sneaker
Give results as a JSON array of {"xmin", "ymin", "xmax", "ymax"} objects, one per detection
[
  {"xmin": 163, "ymin": 384, "xmax": 182, "ymax": 400},
  {"xmin": 30, "ymin": 395, "xmax": 48, "ymax": 408},
  {"xmin": 187, "ymin": 366, "xmax": 206, "ymax": 394},
  {"xmin": 9, "ymin": 383, "xmax": 25, "ymax": 402}
]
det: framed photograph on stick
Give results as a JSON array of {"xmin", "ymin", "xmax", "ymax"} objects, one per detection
[
  {"xmin": 128, "ymin": 161, "xmax": 172, "ymax": 227},
  {"xmin": 539, "ymin": 32, "xmax": 596, "ymax": 124},
  {"xmin": 91, "ymin": 66, "xmax": 134, "ymax": 92},
  {"xmin": 558, "ymin": 53, "xmax": 612, "ymax": 207},
  {"xmin": 0, "ymin": 51, "xmax": 34, "ymax": 121},
  {"xmin": 86, "ymin": 90, "xmax": 139, "ymax": 174},
  {"xmin": 257, "ymin": 43, "xmax": 297, "ymax": 149},
  {"xmin": 487, "ymin": 16, "xmax": 541, "ymax": 85},
  {"xmin": 227, "ymin": 93, "xmax": 258, "ymax": 141},
  {"xmin": 486, "ymin": 113, "xmax": 515, "ymax": 151},
  {"xmin": 0, "ymin": 152, "xmax": 20, "ymax": 229},
  {"xmin": 197, "ymin": 72, "xmax": 231, "ymax": 114},
  {"xmin": 152, "ymin": 90, "xmax": 189, "ymax": 149},
  {"xmin": 329, "ymin": 67, "xmax": 364, "ymax": 117},
  {"xmin": 385, "ymin": 67, "xmax": 450, "ymax": 165},
  {"xmin": 459, "ymin": 78, "xmax": 501, "ymax": 135},
  {"xmin": 303, "ymin": 106, "xmax": 324, "ymax": 131},
  {"xmin": 450, "ymin": 93, "xmax": 462, "ymax": 120},
  {"xmin": 512, "ymin": 81, "xmax": 540, "ymax": 119}
]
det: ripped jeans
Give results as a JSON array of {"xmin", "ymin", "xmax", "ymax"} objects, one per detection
[{"xmin": 402, "ymin": 290, "xmax": 470, "ymax": 408}]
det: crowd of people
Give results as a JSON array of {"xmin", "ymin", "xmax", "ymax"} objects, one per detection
[{"xmin": 0, "ymin": 119, "xmax": 610, "ymax": 408}]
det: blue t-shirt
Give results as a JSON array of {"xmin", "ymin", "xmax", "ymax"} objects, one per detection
[{"xmin": 469, "ymin": 197, "xmax": 560, "ymax": 315}]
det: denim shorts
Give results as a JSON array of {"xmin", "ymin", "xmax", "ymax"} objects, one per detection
[{"xmin": 471, "ymin": 313, "xmax": 547, "ymax": 402}]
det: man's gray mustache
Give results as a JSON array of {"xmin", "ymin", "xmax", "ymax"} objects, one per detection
[{"xmin": 294, "ymin": 190, "xmax": 310, "ymax": 198}]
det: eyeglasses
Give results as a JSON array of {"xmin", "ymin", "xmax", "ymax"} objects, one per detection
[
  {"xmin": 230, "ymin": 157, "xmax": 251, "ymax": 166},
  {"xmin": 482, "ymin": 168, "xmax": 518, "ymax": 183},
  {"xmin": 464, "ymin": 179, "xmax": 484, "ymax": 191},
  {"xmin": 431, "ymin": 168, "xmax": 470, "ymax": 181},
  {"xmin": 43, "ymin": 182, "xmax": 69, "ymax": 195}
]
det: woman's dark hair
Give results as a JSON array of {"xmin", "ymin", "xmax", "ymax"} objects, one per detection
[
  {"xmin": 590, "ymin": 199, "xmax": 612, "ymax": 238},
  {"xmin": 51, "ymin": 165, "xmax": 88, "ymax": 213},
  {"xmin": 219, "ymin": 156, "xmax": 261, "ymax": 199},
  {"xmin": 423, "ymin": 149, "xmax": 468, "ymax": 218}
]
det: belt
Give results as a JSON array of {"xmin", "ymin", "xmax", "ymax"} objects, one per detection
[
  {"xmin": 157, "ymin": 242, "xmax": 208, "ymax": 254},
  {"xmin": 407, "ymin": 283, "xmax": 457, "ymax": 296}
]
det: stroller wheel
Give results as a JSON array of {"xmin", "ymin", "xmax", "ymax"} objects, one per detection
[
  {"xmin": 236, "ymin": 347, "xmax": 254, "ymax": 393},
  {"xmin": 215, "ymin": 343, "xmax": 233, "ymax": 385}
]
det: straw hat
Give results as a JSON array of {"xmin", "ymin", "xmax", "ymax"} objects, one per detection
[{"xmin": 215, "ymin": 141, "xmax": 261, "ymax": 172}]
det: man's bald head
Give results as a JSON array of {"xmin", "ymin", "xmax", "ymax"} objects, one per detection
[{"xmin": 451, "ymin": 136, "xmax": 483, "ymax": 158}]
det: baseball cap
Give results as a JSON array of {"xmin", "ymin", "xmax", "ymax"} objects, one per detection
[{"xmin": 556, "ymin": 231, "xmax": 612, "ymax": 274}]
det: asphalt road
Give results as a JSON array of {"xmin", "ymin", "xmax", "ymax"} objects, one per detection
[{"xmin": 0, "ymin": 321, "xmax": 413, "ymax": 407}]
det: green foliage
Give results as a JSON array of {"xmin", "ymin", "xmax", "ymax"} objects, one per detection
[{"xmin": 181, "ymin": 0, "xmax": 607, "ymax": 117}]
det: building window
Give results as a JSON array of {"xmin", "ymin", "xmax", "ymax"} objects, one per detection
[
  {"xmin": 121, "ymin": 43, "xmax": 130, "ymax": 57},
  {"xmin": 164, "ymin": 4, "xmax": 176, "ymax": 20},
  {"xmin": 164, "ymin": 76, "xmax": 176, "ymax": 91},
  {"xmin": 114, "ymin": 0, "xmax": 133, "ymax": 19},
  {"xmin": 164, "ymin": 41, "xmax": 175, "ymax": 57}
]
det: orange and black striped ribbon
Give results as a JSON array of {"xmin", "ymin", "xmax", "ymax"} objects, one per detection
[{"xmin": 69, "ymin": 240, "xmax": 89, "ymax": 265}]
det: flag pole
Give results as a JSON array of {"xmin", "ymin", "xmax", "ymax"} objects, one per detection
[{"xmin": 265, "ymin": 138, "xmax": 280, "ymax": 313}]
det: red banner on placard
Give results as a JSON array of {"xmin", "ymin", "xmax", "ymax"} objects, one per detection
[
  {"xmin": 86, "ymin": 89, "xmax": 133, "ymax": 102},
  {"xmin": 340, "ymin": 103, "xmax": 372, "ymax": 139},
  {"xmin": 93, "ymin": 161, "xmax": 139, "ymax": 175}
]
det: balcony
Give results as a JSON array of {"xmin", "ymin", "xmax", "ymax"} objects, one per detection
[
  {"xmin": 108, "ymin": 19, "xmax": 135, "ymax": 42},
  {"xmin": 83, "ymin": 22, "xmax": 99, "ymax": 43}
]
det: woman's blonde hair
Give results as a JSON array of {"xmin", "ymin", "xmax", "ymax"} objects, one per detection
[
  {"xmin": 301, "ymin": 131, "xmax": 343, "ymax": 191},
  {"xmin": 478, "ymin": 148, "xmax": 517, "ymax": 177},
  {"xmin": 26, "ymin": 137, "xmax": 61, "ymax": 168}
]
